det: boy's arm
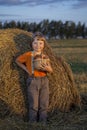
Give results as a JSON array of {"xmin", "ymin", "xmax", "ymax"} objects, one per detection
[{"xmin": 15, "ymin": 59, "xmax": 30, "ymax": 75}]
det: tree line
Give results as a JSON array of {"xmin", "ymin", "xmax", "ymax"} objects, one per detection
[{"xmin": 0, "ymin": 19, "xmax": 87, "ymax": 39}]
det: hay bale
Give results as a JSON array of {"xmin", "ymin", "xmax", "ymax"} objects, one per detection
[{"xmin": 0, "ymin": 29, "xmax": 81, "ymax": 118}]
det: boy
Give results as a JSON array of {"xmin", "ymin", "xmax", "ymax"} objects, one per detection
[{"xmin": 15, "ymin": 32, "xmax": 53, "ymax": 124}]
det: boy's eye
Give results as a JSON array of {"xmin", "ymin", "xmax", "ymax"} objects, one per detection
[
  {"xmin": 34, "ymin": 42, "xmax": 37, "ymax": 44},
  {"xmin": 39, "ymin": 42, "xmax": 43, "ymax": 45}
]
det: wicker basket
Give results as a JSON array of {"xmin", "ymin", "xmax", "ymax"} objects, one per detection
[{"xmin": 33, "ymin": 58, "xmax": 49, "ymax": 70}]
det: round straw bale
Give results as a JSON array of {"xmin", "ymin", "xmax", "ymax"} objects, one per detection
[{"xmin": 0, "ymin": 29, "xmax": 81, "ymax": 118}]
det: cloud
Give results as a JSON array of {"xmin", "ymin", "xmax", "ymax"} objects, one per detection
[
  {"xmin": 0, "ymin": 0, "xmax": 22, "ymax": 6},
  {"xmin": 0, "ymin": 0, "xmax": 71, "ymax": 6},
  {"xmin": 72, "ymin": 0, "xmax": 87, "ymax": 9},
  {"xmin": 0, "ymin": 14, "xmax": 20, "ymax": 17},
  {"xmin": 0, "ymin": 0, "xmax": 87, "ymax": 9}
]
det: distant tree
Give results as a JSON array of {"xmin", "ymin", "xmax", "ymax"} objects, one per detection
[
  {"xmin": 36, "ymin": 22, "xmax": 42, "ymax": 32},
  {"xmin": 64, "ymin": 21, "xmax": 70, "ymax": 39},
  {"xmin": 9, "ymin": 20, "xmax": 17, "ymax": 28},
  {"xmin": 76, "ymin": 21, "xmax": 82, "ymax": 37},
  {"xmin": 57, "ymin": 20, "xmax": 64, "ymax": 39},
  {"xmin": 41, "ymin": 19, "xmax": 49, "ymax": 36},
  {"xmin": 85, "ymin": 27, "xmax": 87, "ymax": 37},
  {"xmin": 49, "ymin": 20, "xmax": 57, "ymax": 39},
  {"xmin": 0, "ymin": 21, "xmax": 2, "ymax": 29},
  {"xmin": 32, "ymin": 22, "xmax": 38, "ymax": 32},
  {"xmin": 16, "ymin": 21, "xmax": 22, "ymax": 29},
  {"xmin": 29, "ymin": 22, "xmax": 38, "ymax": 32},
  {"xmin": 81, "ymin": 23, "xmax": 86, "ymax": 38},
  {"xmin": 21, "ymin": 22, "xmax": 29, "ymax": 31},
  {"xmin": 53, "ymin": 21, "xmax": 59, "ymax": 39},
  {"xmin": 69, "ymin": 21, "xmax": 76, "ymax": 38},
  {"xmin": 3, "ymin": 21, "xmax": 9, "ymax": 28},
  {"xmin": 63, "ymin": 21, "xmax": 76, "ymax": 39}
]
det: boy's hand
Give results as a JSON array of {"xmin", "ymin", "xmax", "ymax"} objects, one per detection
[
  {"xmin": 40, "ymin": 62, "xmax": 53, "ymax": 73},
  {"xmin": 15, "ymin": 59, "xmax": 30, "ymax": 75}
]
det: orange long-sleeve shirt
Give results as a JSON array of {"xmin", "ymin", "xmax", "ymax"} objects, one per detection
[{"xmin": 16, "ymin": 51, "xmax": 46, "ymax": 77}]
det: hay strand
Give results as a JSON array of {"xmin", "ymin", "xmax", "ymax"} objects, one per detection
[{"xmin": 0, "ymin": 29, "xmax": 81, "ymax": 118}]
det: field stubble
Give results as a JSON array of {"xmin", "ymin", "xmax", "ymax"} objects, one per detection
[
  {"xmin": 49, "ymin": 39, "xmax": 87, "ymax": 94},
  {"xmin": 48, "ymin": 39, "xmax": 87, "ymax": 129}
]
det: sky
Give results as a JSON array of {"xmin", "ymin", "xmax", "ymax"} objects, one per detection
[{"xmin": 0, "ymin": 0, "xmax": 87, "ymax": 25}]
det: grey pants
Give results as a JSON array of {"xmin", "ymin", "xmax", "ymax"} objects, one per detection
[{"xmin": 27, "ymin": 76, "xmax": 49, "ymax": 122}]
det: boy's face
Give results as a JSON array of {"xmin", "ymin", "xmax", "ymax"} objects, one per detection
[{"xmin": 32, "ymin": 37, "xmax": 44, "ymax": 53}]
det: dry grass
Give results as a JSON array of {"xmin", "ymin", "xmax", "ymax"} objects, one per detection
[
  {"xmin": 0, "ymin": 29, "xmax": 81, "ymax": 119},
  {"xmin": 74, "ymin": 73, "xmax": 87, "ymax": 94}
]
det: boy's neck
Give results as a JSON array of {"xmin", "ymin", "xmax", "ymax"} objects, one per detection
[{"xmin": 33, "ymin": 50, "xmax": 42, "ymax": 55}]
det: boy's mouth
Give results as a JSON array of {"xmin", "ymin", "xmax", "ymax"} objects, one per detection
[{"xmin": 35, "ymin": 48, "xmax": 41, "ymax": 50}]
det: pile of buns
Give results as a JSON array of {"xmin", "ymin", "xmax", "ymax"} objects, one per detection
[{"xmin": 33, "ymin": 54, "xmax": 50, "ymax": 70}]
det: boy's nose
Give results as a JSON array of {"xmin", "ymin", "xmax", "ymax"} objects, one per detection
[{"xmin": 37, "ymin": 43, "xmax": 40, "ymax": 46}]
